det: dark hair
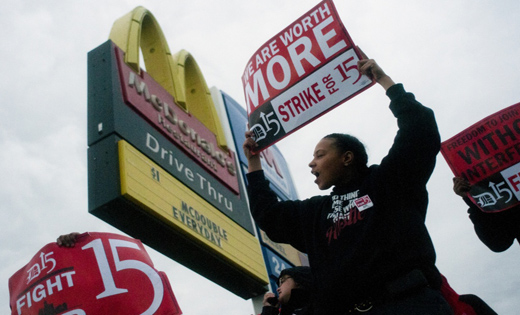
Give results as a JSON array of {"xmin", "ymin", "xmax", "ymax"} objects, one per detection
[{"xmin": 323, "ymin": 133, "xmax": 368, "ymax": 170}]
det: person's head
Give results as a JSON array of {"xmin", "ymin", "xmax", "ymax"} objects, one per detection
[
  {"xmin": 308, "ymin": 133, "xmax": 368, "ymax": 190},
  {"xmin": 276, "ymin": 266, "xmax": 312, "ymax": 305}
]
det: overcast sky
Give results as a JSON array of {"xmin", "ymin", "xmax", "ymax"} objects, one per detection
[{"xmin": 1, "ymin": 1, "xmax": 520, "ymax": 314}]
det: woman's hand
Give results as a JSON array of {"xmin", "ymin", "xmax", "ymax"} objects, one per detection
[
  {"xmin": 262, "ymin": 292, "xmax": 279, "ymax": 307},
  {"xmin": 243, "ymin": 131, "xmax": 262, "ymax": 172},
  {"xmin": 453, "ymin": 177, "xmax": 471, "ymax": 198},
  {"xmin": 56, "ymin": 232, "xmax": 80, "ymax": 247},
  {"xmin": 356, "ymin": 48, "xmax": 395, "ymax": 90}
]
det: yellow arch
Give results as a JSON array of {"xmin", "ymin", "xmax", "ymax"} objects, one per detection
[
  {"xmin": 109, "ymin": 7, "xmax": 228, "ymax": 150},
  {"xmin": 172, "ymin": 50, "xmax": 228, "ymax": 150}
]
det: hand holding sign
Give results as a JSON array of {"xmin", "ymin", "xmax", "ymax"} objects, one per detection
[
  {"xmin": 356, "ymin": 48, "xmax": 394, "ymax": 91},
  {"xmin": 56, "ymin": 232, "xmax": 81, "ymax": 248},
  {"xmin": 243, "ymin": 130, "xmax": 263, "ymax": 173},
  {"xmin": 453, "ymin": 177, "xmax": 471, "ymax": 198}
]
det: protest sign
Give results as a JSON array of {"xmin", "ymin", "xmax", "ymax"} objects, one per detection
[
  {"xmin": 9, "ymin": 232, "xmax": 182, "ymax": 315},
  {"xmin": 242, "ymin": 0, "xmax": 374, "ymax": 152},
  {"xmin": 441, "ymin": 102, "xmax": 520, "ymax": 212}
]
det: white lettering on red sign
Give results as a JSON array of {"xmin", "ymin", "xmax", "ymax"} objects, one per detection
[{"xmin": 243, "ymin": 1, "xmax": 348, "ymax": 115}]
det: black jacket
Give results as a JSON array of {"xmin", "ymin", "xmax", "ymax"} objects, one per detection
[
  {"xmin": 260, "ymin": 288, "xmax": 313, "ymax": 315},
  {"xmin": 464, "ymin": 197, "xmax": 520, "ymax": 252},
  {"xmin": 247, "ymin": 84, "xmax": 442, "ymax": 315}
]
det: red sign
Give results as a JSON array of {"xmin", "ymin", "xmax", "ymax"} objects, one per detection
[
  {"xmin": 441, "ymin": 102, "xmax": 520, "ymax": 212},
  {"xmin": 9, "ymin": 232, "xmax": 182, "ymax": 315},
  {"xmin": 114, "ymin": 47, "xmax": 240, "ymax": 194},
  {"xmin": 242, "ymin": 0, "xmax": 374, "ymax": 152}
]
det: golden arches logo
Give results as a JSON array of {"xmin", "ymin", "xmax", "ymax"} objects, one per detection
[{"xmin": 109, "ymin": 6, "xmax": 228, "ymax": 151}]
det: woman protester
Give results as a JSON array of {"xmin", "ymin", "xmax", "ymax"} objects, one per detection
[{"xmin": 243, "ymin": 56, "xmax": 451, "ymax": 314}]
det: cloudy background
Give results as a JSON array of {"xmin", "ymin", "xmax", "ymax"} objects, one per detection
[{"xmin": 1, "ymin": 0, "xmax": 519, "ymax": 314}]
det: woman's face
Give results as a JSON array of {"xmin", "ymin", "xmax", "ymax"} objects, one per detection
[
  {"xmin": 277, "ymin": 275, "xmax": 299, "ymax": 305},
  {"xmin": 309, "ymin": 138, "xmax": 350, "ymax": 190}
]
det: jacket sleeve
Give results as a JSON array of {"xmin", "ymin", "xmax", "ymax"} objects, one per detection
[
  {"xmin": 378, "ymin": 84, "xmax": 441, "ymax": 190},
  {"xmin": 260, "ymin": 305, "xmax": 279, "ymax": 315},
  {"xmin": 246, "ymin": 170, "xmax": 309, "ymax": 252},
  {"xmin": 464, "ymin": 197, "xmax": 514, "ymax": 252}
]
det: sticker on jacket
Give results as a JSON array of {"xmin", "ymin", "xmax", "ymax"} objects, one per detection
[{"xmin": 354, "ymin": 195, "xmax": 373, "ymax": 211}]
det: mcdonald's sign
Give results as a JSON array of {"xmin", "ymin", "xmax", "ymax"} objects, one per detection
[{"xmin": 87, "ymin": 7, "xmax": 268, "ymax": 299}]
